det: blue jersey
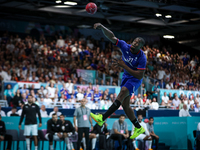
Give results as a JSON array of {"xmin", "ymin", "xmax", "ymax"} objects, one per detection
[
  {"xmin": 94, "ymin": 93, "xmax": 101, "ymax": 103},
  {"xmin": 84, "ymin": 92, "xmax": 92, "ymax": 102},
  {"xmin": 115, "ymin": 39, "xmax": 147, "ymax": 81}
]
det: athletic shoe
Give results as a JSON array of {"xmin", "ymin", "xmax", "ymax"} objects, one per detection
[
  {"xmin": 135, "ymin": 148, "xmax": 140, "ymax": 150},
  {"xmin": 80, "ymin": 148, "xmax": 83, "ymax": 150},
  {"xmin": 148, "ymin": 149, "xmax": 153, "ymax": 150},
  {"xmin": 90, "ymin": 113, "xmax": 105, "ymax": 126},
  {"xmin": 130, "ymin": 126, "xmax": 145, "ymax": 139}
]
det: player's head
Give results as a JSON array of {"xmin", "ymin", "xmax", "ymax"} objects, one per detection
[
  {"xmin": 149, "ymin": 117, "xmax": 154, "ymax": 124},
  {"xmin": 27, "ymin": 95, "xmax": 33, "ymax": 104},
  {"xmin": 119, "ymin": 114, "xmax": 126, "ymax": 123},
  {"xmin": 137, "ymin": 114, "xmax": 143, "ymax": 122},
  {"xmin": 131, "ymin": 37, "xmax": 145, "ymax": 53},
  {"xmin": 52, "ymin": 113, "xmax": 58, "ymax": 122},
  {"xmin": 59, "ymin": 114, "xmax": 65, "ymax": 122}
]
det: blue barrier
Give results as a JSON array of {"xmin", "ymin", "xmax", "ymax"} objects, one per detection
[
  {"xmin": 2, "ymin": 116, "xmax": 200, "ymax": 150},
  {"xmin": 148, "ymin": 110, "xmax": 179, "ymax": 117}
]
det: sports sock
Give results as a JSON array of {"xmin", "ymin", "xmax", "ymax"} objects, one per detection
[
  {"xmin": 26, "ymin": 138, "xmax": 30, "ymax": 150},
  {"xmin": 92, "ymin": 138, "xmax": 97, "ymax": 149},
  {"xmin": 50, "ymin": 145, "xmax": 53, "ymax": 150},
  {"xmin": 82, "ymin": 137, "xmax": 86, "ymax": 149},
  {"xmin": 103, "ymin": 100, "xmax": 121, "ymax": 120},
  {"xmin": 35, "ymin": 146, "xmax": 38, "ymax": 150},
  {"xmin": 65, "ymin": 137, "xmax": 71, "ymax": 150},
  {"xmin": 132, "ymin": 140, "xmax": 137, "ymax": 149},
  {"xmin": 131, "ymin": 118, "xmax": 141, "ymax": 128},
  {"xmin": 148, "ymin": 140, "xmax": 152, "ymax": 149}
]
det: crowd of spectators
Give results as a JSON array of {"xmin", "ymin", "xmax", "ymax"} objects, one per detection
[{"xmin": 1, "ymin": 32, "xmax": 200, "ymax": 112}]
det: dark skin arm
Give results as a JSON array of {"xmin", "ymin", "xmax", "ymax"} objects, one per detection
[{"xmin": 113, "ymin": 58, "xmax": 145, "ymax": 80}]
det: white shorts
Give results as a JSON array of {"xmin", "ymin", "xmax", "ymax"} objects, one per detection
[
  {"xmin": 45, "ymin": 133, "xmax": 63, "ymax": 141},
  {"xmin": 24, "ymin": 124, "xmax": 38, "ymax": 136}
]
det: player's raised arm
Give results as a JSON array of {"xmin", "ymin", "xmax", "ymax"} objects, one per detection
[{"xmin": 94, "ymin": 23, "xmax": 117, "ymax": 44}]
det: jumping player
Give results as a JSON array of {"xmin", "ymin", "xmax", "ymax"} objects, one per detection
[{"xmin": 90, "ymin": 23, "xmax": 146, "ymax": 139}]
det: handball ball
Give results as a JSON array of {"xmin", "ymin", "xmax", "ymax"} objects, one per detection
[{"xmin": 85, "ymin": 2, "xmax": 97, "ymax": 15}]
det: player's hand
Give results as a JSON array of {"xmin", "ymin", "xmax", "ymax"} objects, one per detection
[
  {"xmin": 39, "ymin": 123, "xmax": 42, "ymax": 127},
  {"xmin": 112, "ymin": 57, "xmax": 125, "ymax": 68},
  {"xmin": 18, "ymin": 125, "xmax": 21, "ymax": 129},
  {"xmin": 94, "ymin": 23, "xmax": 102, "ymax": 29},
  {"xmin": 91, "ymin": 125, "xmax": 93, "ymax": 131},
  {"xmin": 75, "ymin": 126, "xmax": 78, "ymax": 132},
  {"xmin": 0, "ymin": 136, "xmax": 4, "ymax": 141}
]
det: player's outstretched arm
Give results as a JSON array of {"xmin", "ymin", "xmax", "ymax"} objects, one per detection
[{"xmin": 94, "ymin": 23, "xmax": 117, "ymax": 44}]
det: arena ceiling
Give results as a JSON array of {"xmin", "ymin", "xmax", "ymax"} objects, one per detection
[{"xmin": 0, "ymin": 0, "xmax": 200, "ymax": 49}]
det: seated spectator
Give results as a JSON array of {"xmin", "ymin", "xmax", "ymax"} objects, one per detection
[
  {"xmin": 17, "ymin": 104, "xmax": 24, "ymax": 116},
  {"xmin": 189, "ymin": 104, "xmax": 195, "ymax": 111},
  {"xmin": 172, "ymin": 96, "xmax": 181, "ymax": 109},
  {"xmin": 40, "ymin": 105, "xmax": 48, "ymax": 117},
  {"xmin": 4, "ymin": 84, "xmax": 14, "ymax": 105},
  {"xmin": 0, "ymin": 114, "xmax": 13, "ymax": 150},
  {"xmin": 159, "ymin": 79, "xmax": 166, "ymax": 89},
  {"xmin": 194, "ymin": 104, "xmax": 200, "ymax": 112},
  {"xmin": 151, "ymin": 98, "xmax": 159, "ymax": 110},
  {"xmin": 46, "ymin": 82, "xmax": 57, "ymax": 100},
  {"xmin": 21, "ymin": 93, "xmax": 27, "ymax": 104},
  {"xmin": 12, "ymin": 89, "xmax": 23, "ymax": 107},
  {"xmin": 60, "ymin": 114, "xmax": 75, "ymax": 150},
  {"xmin": 132, "ymin": 115, "xmax": 152, "ymax": 150},
  {"xmin": 179, "ymin": 100, "xmax": 185, "ymax": 110},
  {"xmin": 20, "ymin": 84, "xmax": 28, "ymax": 94},
  {"xmin": 179, "ymin": 104, "xmax": 191, "ymax": 117},
  {"xmin": 37, "ymin": 86, "xmax": 47, "ymax": 98},
  {"xmin": 147, "ymin": 117, "xmax": 159, "ymax": 150},
  {"xmin": 45, "ymin": 113, "xmax": 63, "ymax": 150},
  {"xmin": 0, "ymin": 106, "xmax": 6, "ymax": 116},
  {"xmin": 110, "ymin": 114, "xmax": 131, "ymax": 150},
  {"xmin": 90, "ymin": 122, "xmax": 109, "ymax": 150},
  {"xmin": 49, "ymin": 106, "xmax": 62, "ymax": 117},
  {"xmin": 7, "ymin": 107, "xmax": 19, "ymax": 116},
  {"xmin": 162, "ymin": 92, "xmax": 169, "ymax": 104},
  {"xmin": 195, "ymin": 94, "xmax": 200, "ymax": 104},
  {"xmin": 151, "ymin": 81, "xmax": 160, "ymax": 98},
  {"xmin": 66, "ymin": 79, "xmax": 74, "ymax": 94},
  {"xmin": 39, "ymin": 97, "xmax": 48, "ymax": 108}
]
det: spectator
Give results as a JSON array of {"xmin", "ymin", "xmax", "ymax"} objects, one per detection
[
  {"xmin": 46, "ymin": 82, "xmax": 57, "ymax": 100},
  {"xmin": 39, "ymin": 97, "xmax": 48, "ymax": 108},
  {"xmin": 162, "ymin": 92, "xmax": 169, "ymax": 104},
  {"xmin": 179, "ymin": 100, "xmax": 185, "ymax": 110},
  {"xmin": 12, "ymin": 89, "xmax": 23, "ymax": 107},
  {"xmin": 151, "ymin": 81, "xmax": 160, "ymax": 98},
  {"xmin": 159, "ymin": 79, "xmax": 166, "ymax": 89},
  {"xmin": 60, "ymin": 114, "xmax": 75, "ymax": 150},
  {"xmin": 45, "ymin": 113, "xmax": 63, "ymax": 150},
  {"xmin": 147, "ymin": 117, "xmax": 159, "ymax": 150},
  {"xmin": 197, "ymin": 122, "xmax": 200, "ymax": 131},
  {"xmin": 179, "ymin": 104, "xmax": 191, "ymax": 117},
  {"xmin": 20, "ymin": 84, "xmax": 28, "ymax": 94},
  {"xmin": 189, "ymin": 104, "xmax": 195, "ymax": 111},
  {"xmin": 110, "ymin": 114, "xmax": 131, "ymax": 150},
  {"xmin": 40, "ymin": 105, "xmax": 48, "ymax": 117},
  {"xmin": 37, "ymin": 86, "xmax": 47, "ymax": 98},
  {"xmin": 151, "ymin": 98, "xmax": 159, "ymax": 110},
  {"xmin": 7, "ymin": 107, "xmax": 19, "ymax": 116},
  {"xmin": 4, "ymin": 84, "xmax": 14, "ymax": 105},
  {"xmin": 157, "ymin": 66, "xmax": 165, "ymax": 80},
  {"xmin": 0, "ymin": 105, "xmax": 6, "ymax": 116},
  {"xmin": 66, "ymin": 79, "xmax": 74, "ymax": 94},
  {"xmin": 0, "ymin": 114, "xmax": 13, "ymax": 150},
  {"xmin": 73, "ymin": 98, "xmax": 93, "ymax": 150},
  {"xmin": 17, "ymin": 104, "xmax": 24, "ymax": 116},
  {"xmin": 132, "ymin": 114, "xmax": 152, "ymax": 150},
  {"xmin": 56, "ymin": 36, "xmax": 65, "ymax": 47},
  {"xmin": 172, "ymin": 96, "xmax": 181, "ymax": 109},
  {"xmin": 195, "ymin": 94, "xmax": 200, "ymax": 103},
  {"xmin": 49, "ymin": 106, "xmax": 62, "ymax": 117},
  {"xmin": 182, "ymin": 54, "xmax": 189, "ymax": 66}
]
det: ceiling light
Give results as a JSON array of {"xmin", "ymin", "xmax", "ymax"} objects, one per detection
[
  {"xmin": 163, "ymin": 35, "xmax": 175, "ymax": 39},
  {"xmin": 155, "ymin": 13, "xmax": 162, "ymax": 17},
  {"xmin": 64, "ymin": 1, "xmax": 77, "ymax": 5},
  {"xmin": 54, "ymin": 5, "xmax": 71, "ymax": 8},
  {"xmin": 165, "ymin": 15, "xmax": 172, "ymax": 18},
  {"xmin": 55, "ymin": 0, "xmax": 62, "ymax": 3}
]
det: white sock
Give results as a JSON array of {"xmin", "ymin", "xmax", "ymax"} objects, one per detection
[
  {"xmin": 70, "ymin": 142, "xmax": 74, "ymax": 149},
  {"xmin": 82, "ymin": 137, "xmax": 86, "ymax": 149},
  {"xmin": 92, "ymin": 138, "xmax": 97, "ymax": 150},
  {"xmin": 132, "ymin": 140, "xmax": 137, "ymax": 149},
  {"xmin": 26, "ymin": 138, "xmax": 30, "ymax": 150},
  {"xmin": 148, "ymin": 140, "xmax": 152, "ymax": 149},
  {"xmin": 35, "ymin": 146, "xmax": 38, "ymax": 150},
  {"xmin": 65, "ymin": 137, "xmax": 71, "ymax": 150},
  {"xmin": 50, "ymin": 145, "xmax": 53, "ymax": 150}
]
